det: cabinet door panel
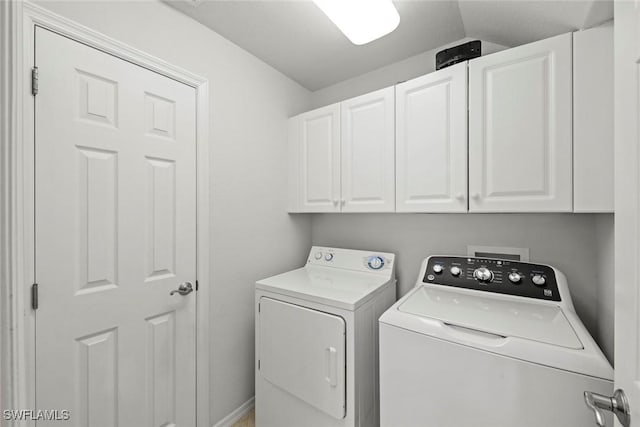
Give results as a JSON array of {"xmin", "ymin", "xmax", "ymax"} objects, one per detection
[
  {"xmin": 341, "ymin": 87, "xmax": 395, "ymax": 212},
  {"xmin": 573, "ymin": 23, "xmax": 613, "ymax": 212},
  {"xmin": 469, "ymin": 33, "xmax": 572, "ymax": 212},
  {"xmin": 396, "ymin": 62, "xmax": 467, "ymax": 212},
  {"xmin": 293, "ymin": 104, "xmax": 341, "ymax": 212}
]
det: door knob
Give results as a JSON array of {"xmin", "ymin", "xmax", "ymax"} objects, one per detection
[
  {"xmin": 584, "ymin": 389, "xmax": 630, "ymax": 427},
  {"xmin": 170, "ymin": 282, "xmax": 194, "ymax": 296}
]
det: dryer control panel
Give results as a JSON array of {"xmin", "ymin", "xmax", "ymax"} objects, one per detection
[
  {"xmin": 307, "ymin": 246, "xmax": 395, "ymax": 277},
  {"xmin": 423, "ymin": 256, "xmax": 561, "ymax": 302}
]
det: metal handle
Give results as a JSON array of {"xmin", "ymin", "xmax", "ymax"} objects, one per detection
[
  {"xmin": 170, "ymin": 282, "xmax": 194, "ymax": 296},
  {"xmin": 584, "ymin": 389, "xmax": 630, "ymax": 427},
  {"xmin": 442, "ymin": 322, "xmax": 506, "ymax": 347}
]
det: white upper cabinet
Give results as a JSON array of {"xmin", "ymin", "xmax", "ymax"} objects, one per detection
[
  {"xmin": 288, "ymin": 104, "xmax": 341, "ymax": 213},
  {"xmin": 396, "ymin": 62, "xmax": 468, "ymax": 212},
  {"xmin": 468, "ymin": 33, "xmax": 573, "ymax": 212},
  {"xmin": 341, "ymin": 87, "xmax": 396, "ymax": 212},
  {"xmin": 573, "ymin": 23, "xmax": 613, "ymax": 212},
  {"xmin": 289, "ymin": 30, "xmax": 607, "ymax": 215}
]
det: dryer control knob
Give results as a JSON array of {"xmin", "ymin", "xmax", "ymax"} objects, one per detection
[
  {"xmin": 368, "ymin": 256, "xmax": 385, "ymax": 270},
  {"xmin": 532, "ymin": 274, "xmax": 546, "ymax": 287},
  {"xmin": 474, "ymin": 267, "xmax": 493, "ymax": 283},
  {"xmin": 314, "ymin": 252, "xmax": 322, "ymax": 260},
  {"xmin": 508, "ymin": 272, "xmax": 523, "ymax": 284},
  {"xmin": 433, "ymin": 264, "xmax": 444, "ymax": 274},
  {"xmin": 325, "ymin": 253, "xmax": 334, "ymax": 261},
  {"xmin": 450, "ymin": 266, "xmax": 462, "ymax": 277}
]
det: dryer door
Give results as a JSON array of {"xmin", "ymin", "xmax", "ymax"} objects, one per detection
[{"xmin": 258, "ymin": 297, "xmax": 346, "ymax": 419}]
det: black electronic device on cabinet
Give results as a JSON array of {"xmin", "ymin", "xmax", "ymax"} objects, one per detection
[{"xmin": 436, "ymin": 40, "xmax": 481, "ymax": 70}]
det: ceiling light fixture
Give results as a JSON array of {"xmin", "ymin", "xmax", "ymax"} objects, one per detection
[{"xmin": 312, "ymin": 0, "xmax": 401, "ymax": 46}]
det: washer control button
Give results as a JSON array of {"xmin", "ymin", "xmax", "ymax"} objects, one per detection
[
  {"xmin": 426, "ymin": 274, "xmax": 435, "ymax": 281},
  {"xmin": 368, "ymin": 256, "xmax": 385, "ymax": 270},
  {"xmin": 314, "ymin": 252, "xmax": 323, "ymax": 260},
  {"xmin": 473, "ymin": 267, "xmax": 493, "ymax": 283},
  {"xmin": 324, "ymin": 253, "xmax": 334, "ymax": 262},
  {"xmin": 508, "ymin": 272, "xmax": 523, "ymax": 284},
  {"xmin": 532, "ymin": 274, "xmax": 546, "ymax": 287},
  {"xmin": 450, "ymin": 266, "xmax": 462, "ymax": 277},
  {"xmin": 433, "ymin": 264, "xmax": 444, "ymax": 274}
]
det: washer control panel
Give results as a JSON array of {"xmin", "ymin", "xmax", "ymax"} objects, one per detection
[{"xmin": 423, "ymin": 256, "xmax": 560, "ymax": 301}]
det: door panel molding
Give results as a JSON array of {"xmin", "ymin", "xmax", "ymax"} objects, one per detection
[{"xmin": 2, "ymin": 3, "xmax": 211, "ymax": 425}]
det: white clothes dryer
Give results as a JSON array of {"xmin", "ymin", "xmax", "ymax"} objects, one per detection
[
  {"xmin": 379, "ymin": 256, "xmax": 613, "ymax": 427},
  {"xmin": 256, "ymin": 246, "xmax": 396, "ymax": 427}
]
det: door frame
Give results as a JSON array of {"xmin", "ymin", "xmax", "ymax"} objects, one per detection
[
  {"xmin": 0, "ymin": 2, "xmax": 212, "ymax": 426},
  {"xmin": 614, "ymin": 1, "xmax": 639, "ymax": 419}
]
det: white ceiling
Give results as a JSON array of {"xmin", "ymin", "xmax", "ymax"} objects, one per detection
[{"xmin": 165, "ymin": 0, "xmax": 613, "ymax": 91}]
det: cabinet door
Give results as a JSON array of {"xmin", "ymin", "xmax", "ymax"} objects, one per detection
[
  {"xmin": 469, "ymin": 33, "xmax": 572, "ymax": 212},
  {"xmin": 341, "ymin": 87, "xmax": 395, "ymax": 212},
  {"xmin": 396, "ymin": 62, "xmax": 468, "ymax": 212},
  {"xmin": 290, "ymin": 104, "xmax": 341, "ymax": 212},
  {"xmin": 573, "ymin": 23, "xmax": 613, "ymax": 212}
]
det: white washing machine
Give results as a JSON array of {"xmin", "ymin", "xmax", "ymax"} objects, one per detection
[
  {"xmin": 379, "ymin": 256, "xmax": 613, "ymax": 427},
  {"xmin": 255, "ymin": 246, "xmax": 396, "ymax": 427}
]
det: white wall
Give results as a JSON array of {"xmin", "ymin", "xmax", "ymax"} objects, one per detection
[
  {"xmin": 311, "ymin": 213, "xmax": 614, "ymax": 362},
  {"xmin": 32, "ymin": 1, "xmax": 312, "ymax": 424},
  {"xmin": 595, "ymin": 214, "xmax": 614, "ymax": 362},
  {"xmin": 310, "ymin": 37, "xmax": 507, "ymax": 109}
]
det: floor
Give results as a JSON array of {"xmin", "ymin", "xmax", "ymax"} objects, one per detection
[{"xmin": 232, "ymin": 409, "xmax": 255, "ymax": 427}]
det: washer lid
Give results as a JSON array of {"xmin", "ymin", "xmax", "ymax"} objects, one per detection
[{"xmin": 398, "ymin": 286, "xmax": 583, "ymax": 349}]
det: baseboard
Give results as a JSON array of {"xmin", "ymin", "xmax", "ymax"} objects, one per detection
[{"xmin": 212, "ymin": 396, "xmax": 255, "ymax": 427}]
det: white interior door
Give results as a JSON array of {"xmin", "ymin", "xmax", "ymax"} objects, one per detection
[
  {"xmin": 258, "ymin": 298, "xmax": 346, "ymax": 419},
  {"xmin": 612, "ymin": 3, "xmax": 640, "ymax": 426},
  {"xmin": 341, "ymin": 87, "xmax": 395, "ymax": 212},
  {"xmin": 296, "ymin": 104, "xmax": 341, "ymax": 212},
  {"xmin": 468, "ymin": 33, "xmax": 572, "ymax": 212},
  {"xmin": 35, "ymin": 28, "xmax": 197, "ymax": 426},
  {"xmin": 395, "ymin": 62, "xmax": 468, "ymax": 213}
]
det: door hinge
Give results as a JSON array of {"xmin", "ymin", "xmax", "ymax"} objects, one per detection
[
  {"xmin": 31, "ymin": 66, "xmax": 39, "ymax": 96},
  {"xmin": 196, "ymin": 280, "xmax": 199, "ymax": 291},
  {"xmin": 258, "ymin": 360, "xmax": 260, "ymax": 370},
  {"xmin": 258, "ymin": 303, "xmax": 260, "ymax": 313},
  {"xmin": 31, "ymin": 283, "xmax": 39, "ymax": 310}
]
